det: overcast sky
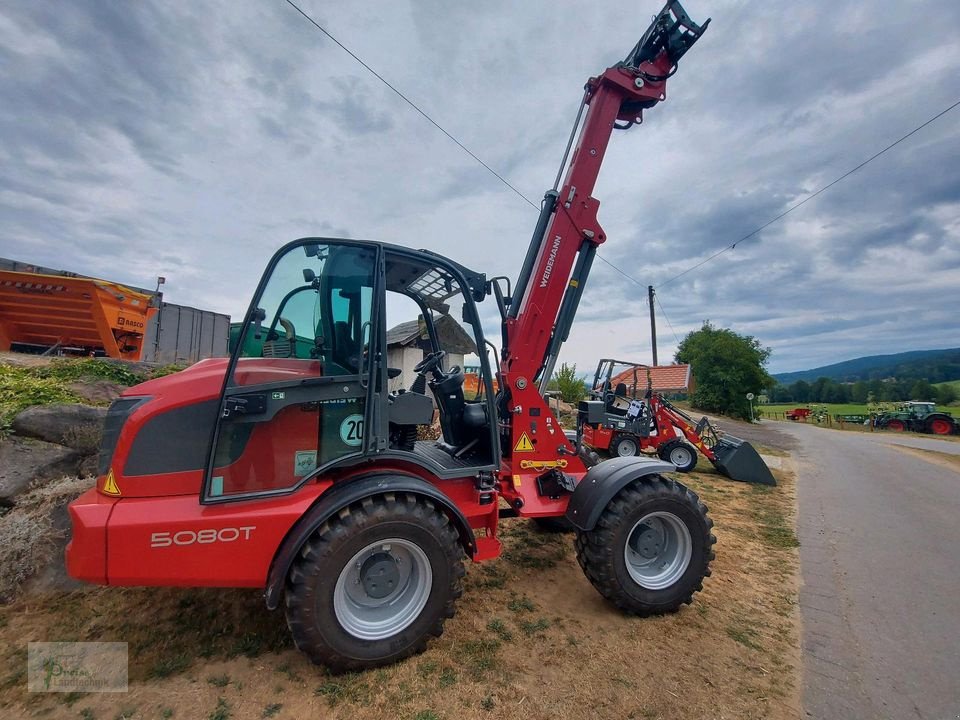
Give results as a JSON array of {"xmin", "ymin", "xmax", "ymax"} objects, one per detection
[{"xmin": 2, "ymin": 0, "xmax": 958, "ymax": 374}]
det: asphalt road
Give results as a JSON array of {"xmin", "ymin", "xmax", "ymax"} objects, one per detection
[{"xmin": 775, "ymin": 422, "xmax": 960, "ymax": 720}]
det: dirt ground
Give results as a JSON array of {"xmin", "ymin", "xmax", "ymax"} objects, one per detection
[{"xmin": 0, "ymin": 459, "xmax": 800, "ymax": 720}]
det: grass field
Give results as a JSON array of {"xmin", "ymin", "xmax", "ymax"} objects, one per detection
[
  {"xmin": 758, "ymin": 403, "xmax": 870, "ymax": 417},
  {"xmin": 0, "ymin": 463, "xmax": 802, "ymax": 720}
]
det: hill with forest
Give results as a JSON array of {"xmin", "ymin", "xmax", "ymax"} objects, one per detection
[{"xmin": 772, "ymin": 348, "xmax": 960, "ymax": 385}]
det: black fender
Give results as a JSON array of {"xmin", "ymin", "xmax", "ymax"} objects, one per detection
[
  {"xmin": 565, "ymin": 456, "xmax": 676, "ymax": 531},
  {"xmin": 263, "ymin": 472, "xmax": 477, "ymax": 609}
]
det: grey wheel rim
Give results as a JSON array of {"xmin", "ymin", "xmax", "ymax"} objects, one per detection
[
  {"xmin": 669, "ymin": 444, "xmax": 694, "ymax": 468},
  {"xmin": 616, "ymin": 438, "xmax": 637, "ymax": 456},
  {"xmin": 334, "ymin": 538, "xmax": 433, "ymax": 640},
  {"xmin": 624, "ymin": 512, "xmax": 692, "ymax": 590}
]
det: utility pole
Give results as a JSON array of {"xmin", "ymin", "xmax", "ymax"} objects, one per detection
[{"xmin": 648, "ymin": 285, "xmax": 658, "ymax": 366}]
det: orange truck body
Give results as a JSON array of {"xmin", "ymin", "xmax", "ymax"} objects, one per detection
[
  {"xmin": 463, "ymin": 371, "xmax": 498, "ymax": 398},
  {"xmin": 0, "ymin": 270, "xmax": 157, "ymax": 360}
]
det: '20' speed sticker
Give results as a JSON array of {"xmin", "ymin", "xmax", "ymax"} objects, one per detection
[{"xmin": 340, "ymin": 414, "xmax": 364, "ymax": 447}]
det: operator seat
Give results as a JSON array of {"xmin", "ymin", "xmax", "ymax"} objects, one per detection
[
  {"xmin": 430, "ymin": 365, "xmax": 486, "ymax": 453},
  {"xmin": 606, "ymin": 382, "xmax": 630, "ymax": 416},
  {"xmin": 333, "ymin": 320, "xmax": 360, "ymax": 372}
]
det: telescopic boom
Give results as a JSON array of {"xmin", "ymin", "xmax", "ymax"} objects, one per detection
[
  {"xmin": 494, "ymin": 1, "xmax": 708, "ymax": 514},
  {"xmin": 501, "ymin": 1, "xmax": 709, "ymax": 390}
]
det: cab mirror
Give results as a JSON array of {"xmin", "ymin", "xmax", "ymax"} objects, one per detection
[{"xmin": 252, "ymin": 307, "xmax": 267, "ymax": 339}]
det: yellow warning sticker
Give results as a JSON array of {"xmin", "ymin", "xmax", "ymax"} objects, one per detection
[
  {"xmin": 514, "ymin": 432, "xmax": 535, "ymax": 452},
  {"xmin": 102, "ymin": 469, "xmax": 121, "ymax": 497}
]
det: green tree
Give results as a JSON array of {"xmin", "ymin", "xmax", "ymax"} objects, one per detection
[
  {"xmin": 675, "ymin": 321, "xmax": 773, "ymax": 420},
  {"xmin": 825, "ymin": 381, "xmax": 850, "ymax": 404},
  {"xmin": 936, "ymin": 384, "xmax": 957, "ymax": 405},
  {"xmin": 790, "ymin": 380, "xmax": 811, "ymax": 403},
  {"xmin": 851, "ymin": 381, "xmax": 868, "ymax": 404},
  {"xmin": 553, "ymin": 362, "xmax": 585, "ymax": 403},
  {"xmin": 909, "ymin": 379, "xmax": 936, "ymax": 401}
]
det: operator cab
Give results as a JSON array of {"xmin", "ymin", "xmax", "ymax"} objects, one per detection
[
  {"xmin": 205, "ymin": 238, "xmax": 497, "ymax": 503},
  {"xmin": 591, "ymin": 359, "xmax": 650, "ymax": 419}
]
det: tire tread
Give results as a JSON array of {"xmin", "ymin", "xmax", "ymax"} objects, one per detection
[
  {"xmin": 574, "ymin": 476, "xmax": 714, "ymax": 616},
  {"xmin": 284, "ymin": 492, "xmax": 464, "ymax": 672}
]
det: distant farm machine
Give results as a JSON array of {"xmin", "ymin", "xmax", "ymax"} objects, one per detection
[
  {"xmin": 874, "ymin": 401, "xmax": 957, "ymax": 435},
  {"xmin": 579, "ymin": 360, "xmax": 776, "ymax": 485},
  {"xmin": 785, "ymin": 405, "xmax": 829, "ymax": 423}
]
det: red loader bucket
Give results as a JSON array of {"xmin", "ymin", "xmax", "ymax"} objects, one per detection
[{"xmin": 711, "ymin": 435, "xmax": 776, "ymax": 486}]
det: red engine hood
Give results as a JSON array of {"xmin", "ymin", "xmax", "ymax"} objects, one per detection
[{"xmin": 122, "ymin": 358, "xmax": 228, "ymax": 402}]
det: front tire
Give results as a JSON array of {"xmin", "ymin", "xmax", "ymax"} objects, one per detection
[
  {"xmin": 574, "ymin": 476, "xmax": 714, "ymax": 615},
  {"xmin": 658, "ymin": 439, "xmax": 698, "ymax": 472},
  {"xmin": 612, "ymin": 434, "xmax": 640, "ymax": 457},
  {"xmin": 285, "ymin": 494, "xmax": 464, "ymax": 672}
]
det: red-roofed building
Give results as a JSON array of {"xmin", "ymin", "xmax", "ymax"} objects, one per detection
[{"xmin": 610, "ymin": 363, "xmax": 695, "ymax": 396}]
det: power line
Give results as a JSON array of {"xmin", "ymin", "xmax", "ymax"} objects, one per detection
[
  {"xmin": 285, "ymin": 0, "xmax": 957, "ymax": 315},
  {"xmin": 284, "ymin": 0, "xmax": 536, "ymax": 211},
  {"xmin": 657, "ymin": 97, "xmax": 960, "ymax": 289},
  {"xmin": 654, "ymin": 294, "xmax": 682, "ymax": 346},
  {"xmin": 283, "ymin": 0, "xmax": 651, "ymax": 290},
  {"xmin": 598, "ymin": 255, "xmax": 649, "ymax": 288}
]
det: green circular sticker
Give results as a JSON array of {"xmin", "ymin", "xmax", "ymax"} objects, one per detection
[{"xmin": 339, "ymin": 414, "xmax": 364, "ymax": 447}]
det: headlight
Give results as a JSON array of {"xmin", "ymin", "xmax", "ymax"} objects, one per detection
[{"xmin": 97, "ymin": 397, "xmax": 149, "ymax": 475}]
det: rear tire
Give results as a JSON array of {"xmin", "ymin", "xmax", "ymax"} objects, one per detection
[
  {"xmin": 925, "ymin": 415, "xmax": 955, "ymax": 436},
  {"xmin": 657, "ymin": 440, "xmax": 698, "ymax": 472},
  {"xmin": 284, "ymin": 494, "xmax": 464, "ymax": 672},
  {"xmin": 612, "ymin": 434, "xmax": 640, "ymax": 457},
  {"xmin": 574, "ymin": 476, "xmax": 714, "ymax": 615}
]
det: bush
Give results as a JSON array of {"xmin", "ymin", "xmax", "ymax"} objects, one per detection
[
  {"xmin": 36, "ymin": 358, "xmax": 147, "ymax": 386},
  {"xmin": 553, "ymin": 363, "xmax": 585, "ymax": 404},
  {"xmin": 0, "ymin": 365, "xmax": 83, "ymax": 435}
]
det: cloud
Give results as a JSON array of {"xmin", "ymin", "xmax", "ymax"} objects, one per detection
[{"xmin": 1, "ymin": 0, "xmax": 958, "ymax": 376}]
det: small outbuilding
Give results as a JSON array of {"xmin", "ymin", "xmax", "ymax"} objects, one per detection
[{"xmin": 386, "ymin": 316, "xmax": 476, "ymax": 393}]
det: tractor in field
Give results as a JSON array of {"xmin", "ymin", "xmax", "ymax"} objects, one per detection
[
  {"xmin": 67, "ymin": 2, "xmax": 716, "ymax": 671},
  {"xmin": 874, "ymin": 401, "xmax": 957, "ymax": 435},
  {"xmin": 580, "ymin": 360, "xmax": 775, "ymax": 485}
]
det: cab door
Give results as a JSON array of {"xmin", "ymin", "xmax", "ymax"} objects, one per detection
[{"xmin": 202, "ymin": 239, "xmax": 382, "ymax": 503}]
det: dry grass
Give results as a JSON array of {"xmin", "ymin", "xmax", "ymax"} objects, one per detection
[
  {"xmin": 0, "ymin": 476, "xmax": 92, "ymax": 602},
  {"xmin": 0, "ymin": 464, "xmax": 800, "ymax": 720}
]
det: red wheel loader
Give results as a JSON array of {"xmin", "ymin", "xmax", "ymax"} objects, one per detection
[
  {"xmin": 581, "ymin": 359, "xmax": 776, "ymax": 485},
  {"xmin": 67, "ymin": 2, "xmax": 713, "ymax": 671}
]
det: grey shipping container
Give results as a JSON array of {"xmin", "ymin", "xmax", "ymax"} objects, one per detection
[{"xmin": 142, "ymin": 302, "xmax": 230, "ymax": 364}]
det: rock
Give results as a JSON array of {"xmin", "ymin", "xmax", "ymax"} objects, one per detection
[
  {"xmin": 12, "ymin": 403, "xmax": 106, "ymax": 451},
  {"xmin": 0, "ymin": 437, "xmax": 83, "ymax": 505},
  {"xmin": 66, "ymin": 380, "xmax": 126, "ymax": 404},
  {"xmin": 78, "ymin": 453, "xmax": 100, "ymax": 478}
]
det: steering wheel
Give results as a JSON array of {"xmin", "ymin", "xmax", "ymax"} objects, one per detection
[{"xmin": 414, "ymin": 350, "xmax": 446, "ymax": 375}]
